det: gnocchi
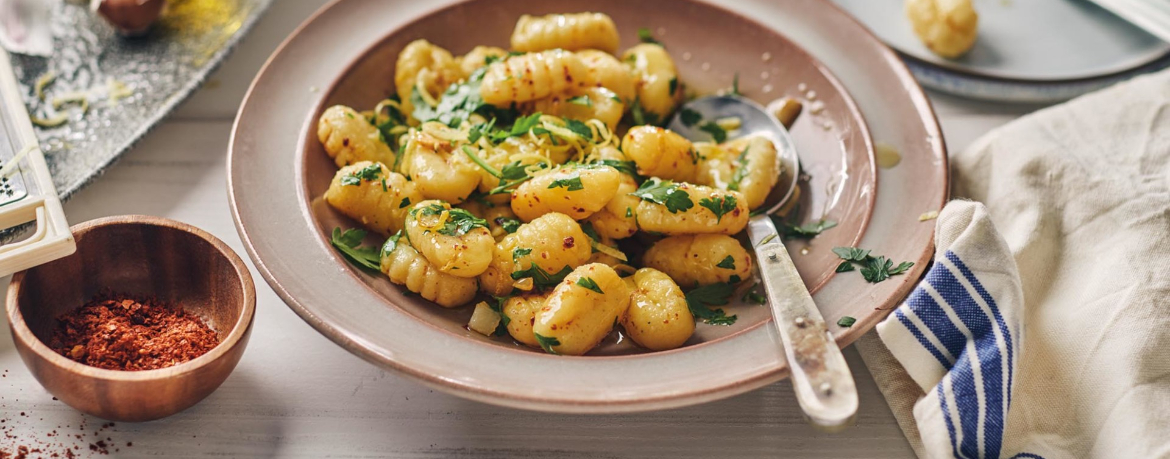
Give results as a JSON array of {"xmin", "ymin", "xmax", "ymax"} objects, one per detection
[
  {"xmin": 510, "ymin": 163, "xmax": 622, "ymax": 221},
  {"xmin": 478, "ymin": 212, "xmax": 593, "ymax": 296},
  {"xmin": 905, "ymin": 0, "xmax": 979, "ymax": 59},
  {"xmin": 318, "ymin": 12, "xmax": 804, "ymax": 356},
  {"xmin": 511, "ymin": 12, "xmax": 621, "ymax": 54},
  {"xmin": 324, "ymin": 161, "xmax": 421, "ymax": 236},
  {"xmin": 480, "ymin": 50, "xmax": 590, "ymax": 106},
  {"xmin": 317, "ymin": 105, "xmax": 396, "ymax": 169},
  {"xmin": 532, "ymin": 263, "xmax": 630, "ymax": 355},
  {"xmin": 622, "ymin": 44, "xmax": 683, "ymax": 121},
  {"xmin": 643, "ymin": 234, "xmax": 753, "ymax": 288},
  {"xmin": 381, "ymin": 236, "xmax": 478, "ymax": 308},
  {"xmin": 405, "ymin": 200, "xmax": 495, "ymax": 277},
  {"xmin": 622, "ymin": 268, "xmax": 694, "ymax": 351}
]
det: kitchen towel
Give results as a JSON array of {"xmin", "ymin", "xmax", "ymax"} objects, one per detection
[{"xmin": 856, "ymin": 70, "xmax": 1170, "ymax": 458}]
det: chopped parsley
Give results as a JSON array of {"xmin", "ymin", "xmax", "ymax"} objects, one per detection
[
  {"xmin": 511, "ymin": 264, "xmax": 574, "ymax": 290},
  {"xmin": 698, "ymin": 121, "xmax": 727, "ymax": 143},
  {"xmin": 340, "ymin": 164, "xmax": 382, "ymax": 186},
  {"xmin": 742, "ymin": 283, "xmax": 767, "ymax": 305},
  {"xmin": 548, "ymin": 173, "xmax": 584, "ymax": 191},
  {"xmin": 698, "ymin": 194, "xmax": 738, "ymax": 222},
  {"xmin": 679, "ymin": 108, "xmax": 702, "ymax": 127},
  {"xmin": 534, "ymin": 333, "xmax": 561, "ymax": 354},
  {"xmin": 566, "ymin": 95, "xmax": 592, "ymax": 107},
  {"xmin": 627, "ymin": 96, "xmax": 662, "ymax": 126},
  {"xmin": 837, "ymin": 316, "xmax": 857, "ymax": 328},
  {"xmin": 832, "ymin": 247, "xmax": 914, "ymax": 283},
  {"xmin": 668, "ymin": 77, "xmax": 678, "ymax": 95},
  {"xmin": 497, "ymin": 217, "xmax": 521, "ymax": 234},
  {"xmin": 411, "ymin": 204, "xmax": 488, "ymax": 237},
  {"xmin": 398, "ymin": 197, "xmax": 411, "ymax": 208},
  {"xmin": 589, "ymin": 159, "xmax": 638, "ymax": 177},
  {"xmin": 576, "ymin": 277, "xmax": 604, "ymax": 294},
  {"xmin": 330, "ymin": 228, "xmax": 382, "ymax": 272},
  {"xmin": 716, "ymin": 255, "xmax": 736, "ymax": 270},
  {"xmin": 381, "ymin": 230, "xmax": 403, "ymax": 257},
  {"xmin": 488, "ymin": 296, "xmax": 511, "ymax": 336},
  {"xmin": 727, "ymin": 146, "xmax": 750, "ymax": 191},
  {"xmin": 631, "ymin": 179, "xmax": 693, "ymax": 214},
  {"xmin": 637, "ymin": 27, "xmax": 660, "ymax": 45},
  {"xmin": 512, "ymin": 247, "xmax": 532, "ymax": 261},
  {"xmin": 685, "ymin": 282, "xmax": 737, "ymax": 325},
  {"xmin": 563, "ymin": 118, "xmax": 594, "ymax": 139},
  {"xmin": 730, "ymin": 72, "xmax": 742, "ymax": 96},
  {"xmin": 411, "ymin": 65, "xmax": 493, "ymax": 127},
  {"xmin": 625, "ymin": 207, "xmax": 633, "ymax": 218},
  {"xmin": 779, "ymin": 219, "xmax": 838, "ymax": 239},
  {"xmin": 579, "ymin": 221, "xmax": 601, "ymax": 242},
  {"xmin": 758, "ymin": 234, "xmax": 777, "ymax": 246}
]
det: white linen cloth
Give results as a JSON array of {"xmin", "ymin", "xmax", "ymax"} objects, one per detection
[{"xmin": 856, "ymin": 70, "xmax": 1170, "ymax": 458}]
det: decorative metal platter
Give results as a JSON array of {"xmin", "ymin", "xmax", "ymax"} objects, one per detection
[{"xmin": 8, "ymin": 0, "xmax": 271, "ymax": 200}]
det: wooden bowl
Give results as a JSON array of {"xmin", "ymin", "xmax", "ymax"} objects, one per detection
[{"xmin": 5, "ymin": 215, "xmax": 256, "ymax": 422}]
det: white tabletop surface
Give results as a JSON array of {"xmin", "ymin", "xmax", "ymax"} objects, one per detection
[{"xmin": 0, "ymin": 2, "xmax": 1044, "ymax": 457}]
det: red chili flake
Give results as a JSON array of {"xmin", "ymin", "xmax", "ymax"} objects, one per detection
[
  {"xmin": 49, "ymin": 294, "xmax": 219, "ymax": 371},
  {"xmin": 562, "ymin": 237, "xmax": 575, "ymax": 249}
]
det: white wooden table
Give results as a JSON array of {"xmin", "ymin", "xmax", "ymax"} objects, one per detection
[{"xmin": 0, "ymin": 2, "xmax": 1044, "ymax": 457}]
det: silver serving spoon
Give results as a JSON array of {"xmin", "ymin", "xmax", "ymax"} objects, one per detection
[{"xmin": 669, "ymin": 95, "xmax": 858, "ymax": 430}]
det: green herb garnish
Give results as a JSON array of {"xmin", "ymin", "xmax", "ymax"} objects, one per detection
[
  {"xmin": 330, "ymin": 228, "xmax": 382, "ymax": 272},
  {"xmin": 398, "ymin": 197, "xmax": 411, "ymax": 208},
  {"xmin": 497, "ymin": 217, "xmax": 521, "ymax": 234},
  {"xmin": 698, "ymin": 121, "xmax": 727, "ymax": 143},
  {"xmin": 698, "ymin": 195, "xmax": 738, "ymax": 223},
  {"xmin": 742, "ymin": 283, "xmax": 767, "ymax": 305},
  {"xmin": 779, "ymin": 219, "xmax": 838, "ymax": 239},
  {"xmin": 411, "ymin": 204, "xmax": 488, "ymax": 237},
  {"xmin": 576, "ymin": 277, "xmax": 604, "ymax": 294},
  {"xmin": 716, "ymin": 255, "xmax": 736, "ymax": 270},
  {"xmin": 631, "ymin": 179, "xmax": 693, "ymax": 214},
  {"xmin": 837, "ymin": 316, "xmax": 857, "ymax": 328},
  {"xmin": 566, "ymin": 95, "xmax": 592, "ymax": 107},
  {"xmin": 512, "ymin": 247, "xmax": 532, "ymax": 261},
  {"xmin": 727, "ymin": 146, "xmax": 750, "ymax": 191},
  {"xmin": 685, "ymin": 283, "xmax": 737, "ymax": 325},
  {"xmin": 534, "ymin": 333, "xmax": 561, "ymax": 354},
  {"xmin": 637, "ymin": 27, "xmax": 660, "ymax": 45},
  {"xmin": 832, "ymin": 247, "xmax": 914, "ymax": 283},
  {"xmin": 340, "ymin": 164, "xmax": 382, "ymax": 186},
  {"xmin": 679, "ymin": 108, "xmax": 702, "ymax": 127},
  {"xmin": 511, "ymin": 265, "xmax": 574, "ymax": 290}
]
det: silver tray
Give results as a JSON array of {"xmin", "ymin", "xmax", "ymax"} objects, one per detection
[{"xmin": 8, "ymin": 0, "xmax": 271, "ymax": 200}]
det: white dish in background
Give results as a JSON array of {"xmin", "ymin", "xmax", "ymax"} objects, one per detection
[{"xmin": 833, "ymin": 0, "xmax": 1170, "ymax": 102}]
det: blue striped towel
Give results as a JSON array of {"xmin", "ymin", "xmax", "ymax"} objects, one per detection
[{"xmin": 877, "ymin": 201, "xmax": 1028, "ymax": 459}]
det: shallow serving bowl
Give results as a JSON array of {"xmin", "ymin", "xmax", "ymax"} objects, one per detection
[
  {"xmin": 6, "ymin": 216, "xmax": 256, "ymax": 422},
  {"xmin": 229, "ymin": 0, "xmax": 947, "ymax": 412}
]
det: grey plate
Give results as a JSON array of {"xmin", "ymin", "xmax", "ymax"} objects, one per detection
[
  {"xmin": 832, "ymin": 0, "xmax": 1170, "ymax": 82},
  {"xmin": 8, "ymin": 0, "xmax": 271, "ymax": 200}
]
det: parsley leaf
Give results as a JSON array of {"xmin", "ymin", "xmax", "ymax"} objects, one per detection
[
  {"xmin": 728, "ymin": 146, "xmax": 751, "ymax": 191},
  {"xmin": 591, "ymin": 159, "xmax": 638, "ymax": 177},
  {"xmin": 685, "ymin": 283, "xmax": 737, "ymax": 325},
  {"xmin": 566, "ymin": 95, "xmax": 592, "ymax": 107},
  {"xmin": 512, "ymin": 247, "xmax": 532, "ymax": 262},
  {"xmin": 779, "ymin": 219, "xmax": 838, "ymax": 239},
  {"xmin": 511, "ymin": 265, "xmax": 574, "ymax": 290},
  {"xmin": 627, "ymin": 96, "xmax": 662, "ymax": 127},
  {"xmin": 741, "ymin": 283, "xmax": 767, "ymax": 305},
  {"xmin": 411, "ymin": 204, "xmax": 488, "ymax": 237},
  {"xmin": 637, "ymin": 27, "xmax": 660, "ymax": 45},
  {"xmin": 578, "ymin": 221, "xmax": 601, "ymax": 242},
  {"xmin": 340, "ymin": 164, "xmax": 382, "ymax": 186},
  {"xmin": 563, "ymin": 119, "xmax": 594, "ymax": 139},
  {"xmin": 534, "ymin": 333, "xmax": 561, "ymax": 354},
  {"xmin": 731, "ymin": 72, "xmax": 742, "ymax": 96},
  {"xmin": 716, "ymin": 255, "xmax": 736, "ymax": 270},
  {"xmin": 381, "ymin": 230, "xmax": 403, "ymax": 258},
  {"xmin": 576, "ymin": 277, "xmax": 604, "ymax": 294},
  {"xmin": 488, "ymin": 296, "xmax": 511, "ymax": 336},
  {"xmin": 548, "ymin": 173, "xmax": 584, "ymax": 191},
  {"xmin": 698, "ymin": 195, "xmax": 738, "ymax": 223},
  {"xmin": 497, "ymin": 217, "xmax": 521, "ymax": 234},
  {"xmin": 831, "ymin": 247, "xmax": 871, "ymax": 262},
  {"xmin": 631, "ymin": 179, "xmax": 694, "ymax": 214},
  {"xmin": 330, "ymin": 228, "xmax": 382, "ymax": 272},
  {"xmin": 411, "ymin": 67, "xmax": 493, "ymax": 127},
  {"xmin": 831, "ymin": 247, "xmax": 914, "ymax": 284},
  {"xmin": 698, "ymin": 121, "xmax": 727, "ymax": 143},
  {"xmin": 668, "ymin": 77, "xmax": 678, "ymax": 95},
  {"xmin": 679, "ymin": 108, "xmax": 702, "ymax": 127},
  {"xmin": 837, "ymin": 316, "xmax": 856, "ymax": 328},
  {"xmin": 625, "ymin": 207, "xmax": 633, "ymax": 218},
  {"xmin": 398, "ymin": 197, "xmax": 411, "ymax": 208}
]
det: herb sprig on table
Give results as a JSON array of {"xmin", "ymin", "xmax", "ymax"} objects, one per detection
[{"xmin": 832, "ymin": 247, "xmax": 914, "ymax": 283}]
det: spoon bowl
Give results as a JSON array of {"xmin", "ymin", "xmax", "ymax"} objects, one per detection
[{"xmin": 667, "ymin": 95, "xmax": 800, "ymax": 214}]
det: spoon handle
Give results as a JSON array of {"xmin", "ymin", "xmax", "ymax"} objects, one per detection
[{"xmin": 747, "ymin": 215, "xmax": 858, "ymax": 430}]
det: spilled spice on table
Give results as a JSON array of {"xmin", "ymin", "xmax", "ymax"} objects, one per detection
[{"xmin": 50, "ymin": 294, "xmax": 219, "ymax": 371}]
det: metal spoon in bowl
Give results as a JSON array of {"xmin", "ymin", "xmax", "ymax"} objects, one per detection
[{"xmin": 668, "ymin": 96, "xmax": 858, "ymax": 430}]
